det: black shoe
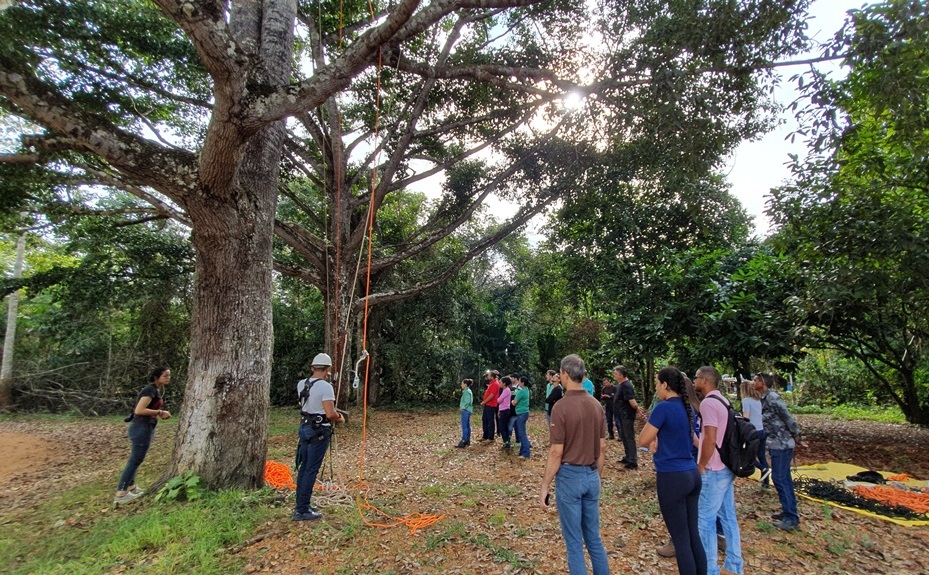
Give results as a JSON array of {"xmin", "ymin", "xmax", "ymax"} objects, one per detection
[
  {"xmin": 455, "ymin": 441, "xmax": 466, "ymax": 448},
  {"xmin": 608, "ymin": 435, "xmax": 615, "ymax": 440},
  {"xmin": 623, "ymin": 463, "xmax": 638, "ymax": 470},
  {"xmin": 293, "ymin": 510, "xmax": 322, "ymax": 521},
  {"xmin": 771, "ymin": 512, "xmax": 784, "ymax": 520},
  {"xmin": 775, "ymin": 520, "xmax": 798, "ymax": 531},
  {"xmin": 619, "ymin": 458, "xmax": 629, "ymax": 464}
]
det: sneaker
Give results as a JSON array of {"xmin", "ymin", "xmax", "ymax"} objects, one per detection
[
  {"xmin": 759, "ymin": 469, "xmax": 772, "ymax": 483},
  {"xmin": 774, "ymin": 520, "xmax": 798, "ymax": 531},
  {"xmin": 771, "ymin": 512, "xmax": 784, "ymax": 520},
  {"xmin": 717, "ymin": 533, "xmax": 726, "ymax": 553},
  {"xmin": 113, "ymin": 491, "xmax": 141, "ymax": 505},
  {"xmin": 656, "ymin": 539, "xmax": 675, "ymax": 558},
  {"xmin": 129, "ymin": 487, "xmax": 145, "ymax": 496},
  {"xmin": 292, "ymin": 510, "xmax": 322, "ymax": 521}
]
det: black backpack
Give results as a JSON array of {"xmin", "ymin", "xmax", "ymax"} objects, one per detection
[{"xmin": 708, "ymin": 395, "xmax": 760, "ymax": 478}]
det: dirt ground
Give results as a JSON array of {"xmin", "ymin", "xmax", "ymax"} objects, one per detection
[{"xmin": 2, "ymin": 412, "xmax": 929, "ymax": 575}]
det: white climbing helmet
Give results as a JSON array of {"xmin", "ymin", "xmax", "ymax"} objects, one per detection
[{"xmin": 311, "ymin": 353, "xmax": 332, "ymax": 368}]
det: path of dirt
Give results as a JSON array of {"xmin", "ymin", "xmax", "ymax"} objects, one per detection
[
  {"xmin": 0, "ymin": 433, "xmax": 55, "ymax": 480},
  {"xmin": 2, "ymin": 412, "xmax": 929, "ymax": 575}
]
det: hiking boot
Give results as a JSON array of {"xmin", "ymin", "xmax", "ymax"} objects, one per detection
[
  {"xmin": 113, "ymin": 491, "xmax": 141, "ymax": 505},
  {"xmin": 717, "ymin": 533, "xmax": 726, "ymax": 553},
  {"xmin": 292, "ymin": 510, "xmax": 322, "ymax": 521},
  {"xmin": 656, "ymin": 539, "xmax": 675, "ymax": 558}
]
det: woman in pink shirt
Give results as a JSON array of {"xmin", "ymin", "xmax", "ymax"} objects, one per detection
[{"xmin": 497, "ymin": 376, "xmax": 513, "ymax": 448}]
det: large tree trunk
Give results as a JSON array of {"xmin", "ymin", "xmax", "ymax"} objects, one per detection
[
  {"xmin": 167, "ymin": 0, "xmax": 294, "ymax": 488},
  {"xmin": 170, "ymin": 166, "xmax": 278, "ymax": 488}
]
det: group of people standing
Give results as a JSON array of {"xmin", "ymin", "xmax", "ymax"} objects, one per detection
[
  {"xmin": 458, "ymin": 370, "xmax": 532, "ymax": 458},
  {"xmin": 536, "ymin": 356, "xmax": 804, "ymax": 575},
  {"xmin": 638, "ymin": 367, "xmax": 804, "ymax": 575}
]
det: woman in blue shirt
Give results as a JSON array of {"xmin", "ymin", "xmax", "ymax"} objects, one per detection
[{"xmin": 638, "ymin": 367, "xmax": 706, "ymax": 575}]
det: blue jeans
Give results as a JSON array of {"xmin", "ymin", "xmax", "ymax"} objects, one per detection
[
  {"xmin": 514, "ymin": 412, "xmax": 530, "ymax": 457},
  {"xmin": 770, "ymin": 448, "xmax": 799, "ymax": 525},
  {"xmin": 699, "ymin": 468, "xmax": 744, "ymax": 575},
  {"xmin": 755, "ymin": 430, "xmax": 770, "ymax": 478},
  {"xmin": 295, "ymin": 424, "xmax": 332, "ymax": 514},
  {"xmin": 460, "ymin": 410, "xmax": 471, "ymax": 443},
  {"xmin": 117, "ymin": 421, "xmax": 156, "ymax": 490},
  {"xmin": 555, "ymin": 464, "xmax": 609, "ymax": 575}
]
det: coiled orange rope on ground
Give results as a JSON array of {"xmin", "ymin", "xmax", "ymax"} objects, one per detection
[
  {"xmin": 354, "ymin": 481, "xmax": 445, "ymax": 535},
  {"xmin": 852, "ymin": 484, "xmax": 929, "ymax": 514},
  {"xmin": 264, "ymin": 461, "xmax": 296, "ymax": 490}
]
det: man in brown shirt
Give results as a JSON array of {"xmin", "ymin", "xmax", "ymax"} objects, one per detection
[{"xmin": 538, "ymin": 354, "xmax": 609, "ymax": 575}]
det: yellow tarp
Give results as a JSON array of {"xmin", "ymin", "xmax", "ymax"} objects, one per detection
[{"xmin": 749, "ymin": 461, "xmax": 929, "ymax": 527}]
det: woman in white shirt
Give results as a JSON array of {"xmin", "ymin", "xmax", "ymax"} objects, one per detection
[{"xmin": 741, "ymin": 380, "xmax": 770, "ymax": 487}]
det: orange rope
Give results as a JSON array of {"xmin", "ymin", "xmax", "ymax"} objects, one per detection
[
  {"xmin": 852, "ymin": 484, "xmax": 929, "ymax": 514},
  {"xmin": 264, "ymin": 461, "xmax": 296, "ymax": 490},
  {"xmin": 347, "ymin": 0, "xmax": 444, "ymax": 536},
  {"xmin": 888, "ymin": 473, "xmax": 910, "ymax": 482}
]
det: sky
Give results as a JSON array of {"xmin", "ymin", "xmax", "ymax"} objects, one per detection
[{"xmin": 726, "ymin": 0, "xmax": 865, "ymax": 237}]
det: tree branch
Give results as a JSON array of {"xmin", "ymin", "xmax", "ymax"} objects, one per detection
[
  {"xmin": 151, "ymin": 0, "xmax": 246, "ymax": 86},
  {"xmin": 245, "ymin": 0, "xmax": 421, "ymax": 128},
  {"xmin": 358, "ymin": 194, "xmax": 556, "ymax": 310}
]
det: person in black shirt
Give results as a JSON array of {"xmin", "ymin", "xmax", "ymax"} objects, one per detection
[
  {"xmin": 612, "ymin": 365, "xmax": 641, "ymax": 469},
  {"xmin": 600, "ymin": 377, "xmax": 616, "ymax": 440},
  {"xmin": 114, "ymin": 366, "xmax": 172, "ymax": 504}
]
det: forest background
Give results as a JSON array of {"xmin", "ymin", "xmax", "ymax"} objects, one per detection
[{"xmin": 0, "ymin": 0, "xmax": 927, "ymax": 491}]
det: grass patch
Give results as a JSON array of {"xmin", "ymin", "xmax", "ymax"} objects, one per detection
[
  {"xmin": 791, "ymin": 404, "xmax": 906, "ymax": 424},
  {"xmin": 469, "ymin": 533, "xmax": 534, "ymax": 569},
  {"xmin": 4, "ymin": 489, "xmax": 279, "ymax": 575}
]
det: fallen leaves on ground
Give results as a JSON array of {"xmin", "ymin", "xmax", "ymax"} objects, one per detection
[{"xmin": 2, "ymin": 412, "xmax": 929, "ymax": 574}]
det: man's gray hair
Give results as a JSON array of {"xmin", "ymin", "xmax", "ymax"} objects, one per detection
[
  {"xmin": 560, "ymin": 354, "xmax": 587, "ymax": 383},
  {"xmin": 696, "ymin": 366, "xmax": 721, "ymax": 387},
  {"xmin": 613, "ymin": 365, "xmax": 628, "ymax": 377}
]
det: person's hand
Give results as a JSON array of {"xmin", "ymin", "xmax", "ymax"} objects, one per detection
[
  {"xmin": 539, "ymin": 487, "xmax": 551, "ymax": 509},
  {"xmin": 697, "ymin": 463, "xmax": 706, "ymax": 475},
  {"xmin": 159, "ymin": 410, "xmax": 171, "ymax": 420}
]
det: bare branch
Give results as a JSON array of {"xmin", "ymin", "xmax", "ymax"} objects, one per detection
[
  {"xmin": 358, "ymin": 194, "xmax": 556, "ymax": 309},
  {"xmin": 0, "ymin": 153, "xmax": 38, "ymax": 164}
]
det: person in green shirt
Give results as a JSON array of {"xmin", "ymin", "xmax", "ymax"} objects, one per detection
[
  {"xmin": 456, "ymin": 379, "xmax": 474, "ymax": 448},
  {"xmin": 513, "ymin": 376, "xmax": 531, "ymax": 459}
]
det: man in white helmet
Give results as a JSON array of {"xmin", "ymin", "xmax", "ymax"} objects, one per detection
[{"xmin": 293, "ymin": 352, "xmax": 344, "ymax": 521}]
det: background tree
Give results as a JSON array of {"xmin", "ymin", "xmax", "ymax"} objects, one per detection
[{"xmin": 768, "ymin": 0, "xmax": 929, "ymax": 424}]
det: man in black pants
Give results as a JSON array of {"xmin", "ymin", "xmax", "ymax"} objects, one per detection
[
  {"xmin": 612, "ymin": 365, "xmax": 640, "ymax": 469},
  {"xmin": 600, "ymin": 376, "xmax": 616, "ymax": 440}
]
